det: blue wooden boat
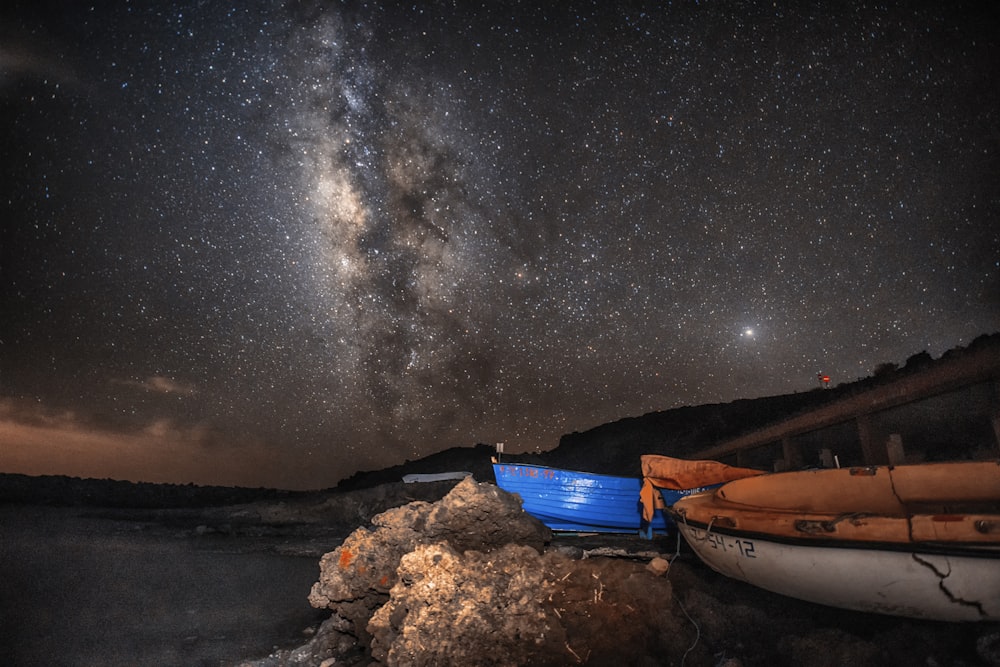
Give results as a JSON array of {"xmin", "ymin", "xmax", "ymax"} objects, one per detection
[{"xmin": 492, "ymin": 462, "xmax": 669, "ymax": 534}]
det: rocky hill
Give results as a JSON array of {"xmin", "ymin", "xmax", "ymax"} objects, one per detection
[
  {"xmin": 343, "ymin": 331, "xmax": 1000, "ymax": 486},
  {"xmin": 3, "ymin": 333, "xmax": 996, "ymax": 505},
  {"xmin": 0, "ymin": 472, "xmax": 307, "ymax": 508}
]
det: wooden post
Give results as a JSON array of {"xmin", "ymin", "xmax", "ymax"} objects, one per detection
[
  {"xmin": 736, "ymin": 447, "xmax": 748, "ymax": 468},
  {"xmin": 992, "ymin": 415, "xmax": 1000, "ymax": 457},
  {"xmin": 819, "ymin": 448, "xmax": 835, "ymax": 468},
  {"xmin": 857, "ymin": 414, "xmax": 888, "ymax": 465},
  {"xmin": 782, "ymin": 435, "xmax": 803, "ymax": 470},
  {"xmin": 992, "ymin": 381, "xmax": 1000, "ymax": 456},
  {"xmin": 886, "ymin": 433, "xmax": 905, "ymax": 465}
]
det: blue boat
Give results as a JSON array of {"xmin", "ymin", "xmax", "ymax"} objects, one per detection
[{"xmin": 492, "ymin": 462, "xmax": 670, "ymax": 534}]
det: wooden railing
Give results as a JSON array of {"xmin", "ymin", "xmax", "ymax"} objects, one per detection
[{"xmin": 689, "ymin": 342, "xmax": 1000, "ymax": 468}]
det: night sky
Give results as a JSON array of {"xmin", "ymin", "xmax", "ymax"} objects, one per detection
[{"xmin": 2, "ymin": 2, "xmax": 998, "ymax": 489}]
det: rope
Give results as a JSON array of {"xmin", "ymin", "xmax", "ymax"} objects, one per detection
[{"xmin": 668, "ymin": 523, "xmax": 701, "ymax": 666}]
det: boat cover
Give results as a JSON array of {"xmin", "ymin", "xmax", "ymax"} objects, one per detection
[{"xmin": 640, "ymin": 455, "xmax": 764, "ymax": 523}]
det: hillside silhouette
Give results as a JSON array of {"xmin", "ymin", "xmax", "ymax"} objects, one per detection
[{"xmin": 3, "ymin": 332, "xmax": 997, "ymax": 504}]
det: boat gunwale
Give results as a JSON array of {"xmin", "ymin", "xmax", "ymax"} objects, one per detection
[
  {"xmin": 669, "ymin": 512, "xmax": 1000, "ymax": 558},
  {"xmin": 492, "ymin": 462, "xmax": 645, "ymax": 483},
  {"xmin": 707, "ymin": 461, "xmax": 1000, "ymax": 512}
]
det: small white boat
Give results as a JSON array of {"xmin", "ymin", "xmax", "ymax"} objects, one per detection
[
  {"xmin": 669, "ymin": 461, "xmax": 1000, "ymax": 621},
  {"xmin": 402, "ymin": 472, "xmax": 472, "ymax": 483}
]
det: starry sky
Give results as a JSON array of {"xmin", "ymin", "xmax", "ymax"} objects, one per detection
[{"xmin": 2, "ymin": 1, "xmax": 998, "ymax": 489}]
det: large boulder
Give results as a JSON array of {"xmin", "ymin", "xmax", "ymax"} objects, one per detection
[
  {"xmin": 367, "ymin": 541, "xmax": 683, "ymax": 666},
  {"xmin": 307, "ymin": 477, "xmax": 551, "ymax": 643},
  {"xmin": 244, "ymin": 478, "xmax": 687, "ymax": 666},
  {"xmin": 367, "ymin": 542, "xmax": 567, "ymax": 667}
]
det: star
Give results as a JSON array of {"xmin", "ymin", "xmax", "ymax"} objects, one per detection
[{"xmin": 1, "ymin": 2, "xmax": 997, "ymax": 489}]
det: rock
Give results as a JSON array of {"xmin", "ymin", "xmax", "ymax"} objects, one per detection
[
  {"xmin": 284, "ymin": 615, "xmax": 358, "ymax": 666},
  {"xmin": 307, "ymin": 477, "xmax": 551, "ymax": 644},
  {"xmin": 238, "ymin": 474, "xmax": 997, "ymax": 666},
  {"xmin": 418, "ymin": 475, "xmax": 552, "ymax": 553},
  {"xmin": 367, "ymin": 541, "xmax": 684, "ymax": 666},
  {"xmin": 300, "ymin": 476, "xmax": 690, "ymax": 665},
  {"xmin": 548, "ymin": 543, "xmax": 584, "ymax": 559},
  {"xmin": 367, "ymin": 542, "xmax": 564, "ymax": 666},
  {"xmin": 237, "ymin": 615, "xmax": 361, "ymax": 667},
  {"xmin": 646, "ymin": 556, "xmax": 670, "ymax": 576}
]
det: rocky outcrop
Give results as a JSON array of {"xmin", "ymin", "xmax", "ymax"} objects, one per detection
[
  {"xmin": 307, "ymin": 477, "xmax": 551, "ymax": 647},
  {"xmin": 239, "ymin": 471, "xmax": 999, "ymax": 666},
  {"xmin": 368, "ymin": 542, "xmax": 563, "ymax": 666},
  {"xmin": 366, "ymin": 542, "xmax": 684, "ymax": 667},
  {"xmin": 251, "ymin": 476, "xmax": 685, "ymax": 666}
]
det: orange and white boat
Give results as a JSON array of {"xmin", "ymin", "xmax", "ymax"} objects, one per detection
[{"xmin": 669, "ymin": 461, "xmax": 1000, "ymax": 621}]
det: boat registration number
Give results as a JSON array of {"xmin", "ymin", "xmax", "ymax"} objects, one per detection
[{"xmin": 689, "ymin": 528, "xmax": 756, "ymax": 558}]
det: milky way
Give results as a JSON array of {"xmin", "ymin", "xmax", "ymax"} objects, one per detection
[{"xmin": 2, "ymin": 2, "xmax": 998, "ymax": 488}]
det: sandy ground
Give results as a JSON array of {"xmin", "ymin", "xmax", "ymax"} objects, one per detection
[{"xmin": 0, "ymin": 505, "xmax": 330, "ymax": 667}]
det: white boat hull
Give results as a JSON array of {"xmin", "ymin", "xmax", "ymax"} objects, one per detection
[{"xmin": 676, "ymin": 522, "xmax": 1000, "ymax": 622}]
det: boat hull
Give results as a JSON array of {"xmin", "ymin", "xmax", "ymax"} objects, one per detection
[
  {"xmin": 402, "ymin": 472, "xmax": 472, "ymax": 483},
  {"xmin": 670, "ymin": 461, "xmax": 1000, "ymax": 621},
  {"xmin": 675, "ymin": 520, "xmax": 1000, "ymax": 621},
  {"xmin": 492, "ymin": 463, "xmax": 668, "ymax": 534}
]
